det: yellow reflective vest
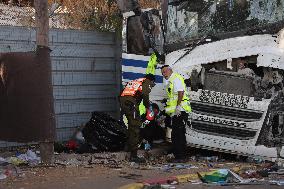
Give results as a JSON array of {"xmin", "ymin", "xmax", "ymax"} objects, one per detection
[
  {"xmin": 165, "ymin": 73, "xmax": 191, "ymax": 116},
  {"xmin": 146, "ymin": 53, "xmax": 158, "ymax": 75},
  {"xmin": 139, "ymin": 53, "xmax": 158, "ymax": 115},
  {"xmin": 139, "ymin": 102, "xmax": 146, "ymax": 115}
]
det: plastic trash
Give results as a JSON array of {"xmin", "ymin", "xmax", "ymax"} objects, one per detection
[
  {"xmin": 160, "ymin": 164, "xmax": 194, "ymax": 171},
  {"xmin": 199, "ymin": 156, "xmax": 218, "ymax": 162},
  {"xmin": 8, "ymin": 157, "xmax": 27, "ymax": 166},
  {"xmin": 0, "ymin": 173, "xmax": 7, "ymax": 180},
  {"xmin": 199, "ymin": 169, "xmax": 229, "ymax": 183},
  {"xmin": 208, "ymin": 163, "xmax": 214, "ymax": 168},
  {"xmin": 175, "ymin": 164, "xmax": 192, "ymax": 169},
  {"xmin": 17, "ymin": 150, "xmax": 40, "ymax": 166},
  {"xmin": 0, "ymin": 157, "xmax": 8, "ymax": 166},
  {"xmin": 161, "ymin": 184, "xmax": 176, "ymax": 189},
  {"xmin": 270, "ymin": 180, "xmax": 284, "ymax": 186},
  {"xmin": 247, "ymin": 156, "xmax": 265, "ymax": 164},
  {"xmin": 82, "ymin": 112, "xmax": 127, "ymax": 152},
  {"xmin": 65, "ymin": 140, "xmax": 79, "ymax": 151},
  {"xmin": 144, "ymin": 141, "xmax": 151, "ymax": 151}
]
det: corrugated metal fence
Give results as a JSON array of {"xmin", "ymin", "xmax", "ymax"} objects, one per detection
[{"xmin": 0, "ymin": 26, "xmax": 121, "ymax": 146}]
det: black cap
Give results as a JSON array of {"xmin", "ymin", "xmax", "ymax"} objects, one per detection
[
  {"xmin": 145, "ymin": 74, "xmax": 155, "ymax": 81},
  {"xmin": 160, "ymin": 65, "xmax": 170, "ymax": 70},
  {"xmin": 159, "ymin": 54, "xmax": 165, "ymax": 62}
]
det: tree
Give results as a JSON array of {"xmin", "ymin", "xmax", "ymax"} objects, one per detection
[
  {"xmin": 49, "ymin": 0, "xmax": 160, "ymax": 31},
  {"xmin": 5, "ymin": 0, "xmax": 160, "ymax": 31},
  {"xmin": 59, "ymin": 0, "xmax": 121, "ymax": 31},
  {"xmin": 0, "ymin": 0, "xmax": 34, "ymax": 6}
]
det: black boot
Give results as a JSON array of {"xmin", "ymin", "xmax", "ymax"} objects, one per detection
[{"xmin": 129, "ymin": 151, "xmax": 146, "ymax": 163}]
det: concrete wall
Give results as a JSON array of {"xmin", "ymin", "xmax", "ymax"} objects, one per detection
[{"xmin": 0, "ymin": 26, "xmax": 121, "ymax": 145}]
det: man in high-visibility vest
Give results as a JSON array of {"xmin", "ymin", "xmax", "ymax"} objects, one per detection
[
  {"xmin": 120, "ymin": 74, "xmax": 155, "ymax": 163},
  {"xmin": 161, "ymin": 65, "xmax": 191, "ymax": 162}
]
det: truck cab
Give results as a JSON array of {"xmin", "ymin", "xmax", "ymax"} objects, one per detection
[{"xmin": 120, "ymin": 0, "xmax": 284, "ymax": 161}]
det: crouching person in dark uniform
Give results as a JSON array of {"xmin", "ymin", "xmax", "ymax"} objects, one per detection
[
  {"xmin": 140, "ymin": 103, "xmax": 166, "ymax": 146},
  {"xmin": 120, "ymin": 74, "xmax": 155, "ymax": 163},
  {"xmin": 161, "ymin": 65, "xmax": 191, "ymax": 163}
]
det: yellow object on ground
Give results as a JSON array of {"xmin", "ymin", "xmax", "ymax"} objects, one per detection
[
  {"xmin": 8, "ymin": 157, "xmax": 26, "ymax": 166},
  {"xmin": 174, "ymin": 172, "xmax": 205, "ymax": 183},
  {"xmin": 231, "ymin": 166, "xmax": 241, "ymax": 173},
  {"xmin": 118, "ymin": 183, "xmax": 144, "ymax": 189}
]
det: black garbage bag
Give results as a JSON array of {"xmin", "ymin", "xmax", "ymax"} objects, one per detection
[{"xmin": 82, "ymin": 111, "xmax": 127, "ymax": 152}]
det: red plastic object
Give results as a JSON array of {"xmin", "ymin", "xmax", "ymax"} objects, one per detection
[
  {"xmin": 146, "ymin": 108, "xmax": 155, "ymax": 121},
  {"xmin": 65, "ymin": 140, "xmax": 79, "ymax": 150}
]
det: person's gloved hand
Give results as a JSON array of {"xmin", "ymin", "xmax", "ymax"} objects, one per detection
[
  {"xmin": 141, "ymin": 120, "xmax": 150, "ymax": 128},
  {"xmin": 161, "ymin": 98, "xmax": 167, "ymax": 104},
  {"xmin": 175, "ymin": 105, "xmax": 182, "ymax": 116}
]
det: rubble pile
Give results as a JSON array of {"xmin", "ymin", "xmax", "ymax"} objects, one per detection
[
  {"xmin": 0, "ymin": 148, "xmax": 40, "ymax": 181},
  {"xmin": 54, "ymin": 152, "xmax": 125, "ymax": 168}
]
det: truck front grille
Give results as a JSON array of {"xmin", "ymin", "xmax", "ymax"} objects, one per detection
[
  {"xmin": 191, "ymin": 120, "xmax": 257, "ymax": 140},
  {"xmin": 191, "ymin": 101, "xmax": 263, "ymax": 121}
]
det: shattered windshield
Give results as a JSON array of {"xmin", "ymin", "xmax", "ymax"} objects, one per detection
[{"xmin": 166, "ymin": 0, "xmax": 284, "ymax": 45}]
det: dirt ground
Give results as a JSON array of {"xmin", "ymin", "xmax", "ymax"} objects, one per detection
[
  {"xmin": 0, "ymin": 163, "xmax": 282, "ymax": 189},
  {"xmin": 0, "ymin": 150, "xmax": 283, "ymax": 189}
]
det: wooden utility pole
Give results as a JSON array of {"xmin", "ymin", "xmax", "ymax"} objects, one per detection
[
  {"xmin": 34, "ymin": 0, "xmax": 55, "ymax": 164},
  {"xmin": 35, "ymin": 0, "xmax": 49, "ymax": 47}
]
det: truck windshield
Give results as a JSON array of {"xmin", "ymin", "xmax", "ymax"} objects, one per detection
[{"xmin": 166, "ymin": 0, "xmax": 284, "ymax": 45}]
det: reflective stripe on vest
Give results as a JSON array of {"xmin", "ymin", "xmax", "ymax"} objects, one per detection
[
  {"xmin": 121, "ymin": 78, "xmax": 146, "ymax": 96},
  {"xmin": 146, "ymin": 53, "xmax": 157, "ymax": 75},
  {"xmin": 139, "ymin": 101, "xmax": 146, "ymax": 115},
  {"xmin": 165, "ymin": 73, "xmax": 191, "ymax": 115}
]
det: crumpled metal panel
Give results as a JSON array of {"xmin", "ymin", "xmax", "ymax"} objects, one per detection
[
  {"xmin": 166, "ymin": 6, "xmax": 199, "ymax": 44},
  {"xmin": 204, "ymin": 71, "xmax": 254, "ymax": 96},
  {"xmin": 0, "ymin": 49, "xmax": 55, "ymax": 142},
  {"xmin": 166, "ymin": 0, "xmax": 284, "ymax": 45},
  {"xmin": 166, "ymin": 34, "xmax": 284, "ymax": 77}
]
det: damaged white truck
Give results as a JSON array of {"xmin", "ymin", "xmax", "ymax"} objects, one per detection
[{"xmin": 118, "ymin": 0, "xmax": 284, "ymax": 161}]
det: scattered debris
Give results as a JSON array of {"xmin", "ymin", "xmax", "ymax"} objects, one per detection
[
  {"xmin": 142, "ymin": 176, "xmax": 177, "ymax": 185},
  {"xmin": 119, "ymin": 173, "xmax": 143, "ymax": 180},
  {"xmin": 0, "ymin": 143, "xmax": 284, "ymax": 188},
  {"xmin": 158, "ymin": 164, "xmax": 198, "ymax": 172},
  {"xmin": 270, "ymin": 180, "xmax": 284, "ymax": 186},
  {"xmin": 0, "ymin": 157, "xmax": 8, "ymax": 166},
  {"xmin": 7, "ymin": 157, "xmax": 26, "ymax": 166},
  {"xmin": 246, "ymin": 156, "xmax": 266, "ymax": 164},
  {"xmin": 0, "ymin": 173, "xmax": 7, "ymax": 180},
  {"xmin": 82, "ymin": 111, "xmax": 127, "ymax": 152},
  {"xmin": 198, "ymin": 169, "xmax": 229, "ymax": 184},
  {"xmin": 16, "ymin": 149, "xmax": 40, "ymax": 166}
]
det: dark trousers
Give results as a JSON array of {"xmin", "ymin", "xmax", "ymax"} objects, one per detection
[
  {"xmin": 120, "ymin": 97, "xmax": 141, "ymax": 157},
  {"xmin": 171, "ymin": 111, "xmax": 188, "ymax": 159},
  {"xmin": 140, "ymin": 120, "xmax": 166, "ymax": 144}
]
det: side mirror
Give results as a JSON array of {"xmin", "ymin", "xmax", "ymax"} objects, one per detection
[{"xmin": 117, "ymin": 0, "xmax": 140, "ymax": 13}]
